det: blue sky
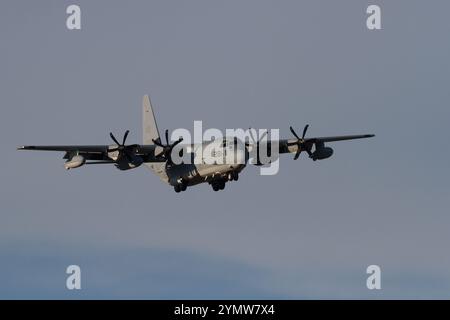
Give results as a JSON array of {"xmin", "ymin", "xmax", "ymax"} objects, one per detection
[{"xmin": 1, "ymin": 0, "xmax": 449, "ymax": 299}]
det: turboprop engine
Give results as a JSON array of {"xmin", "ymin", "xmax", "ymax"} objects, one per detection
[
  {"xmin": 288, "ymin": 125, "xmax": 333, "ymax": 161},
  {"xmin": 109, "ymin": 130, "xmax": 144, "ymax": 170},
  {"xmin": 64, "ymin": 155, "xmax": 85, "ymax": 170}
]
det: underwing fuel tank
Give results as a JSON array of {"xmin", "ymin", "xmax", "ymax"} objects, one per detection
[{"xmin": 64, "ymin": 155, "xmax": 85, "ymax": 170}]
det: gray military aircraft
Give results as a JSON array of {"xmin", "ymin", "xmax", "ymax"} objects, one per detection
[{"xmin": 18, "ymin": 95, "xmax": 374, "ymax": 192}]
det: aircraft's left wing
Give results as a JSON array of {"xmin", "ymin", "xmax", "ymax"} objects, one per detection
[
  {"xmin": 303, "ymin": 134, "xmax": 375, "ymax": 143},
  {"xmin": 275, "ymin": 133, "xmax": 374, "ymax": 160}
]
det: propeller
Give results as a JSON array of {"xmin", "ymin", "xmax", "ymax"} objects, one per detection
[
  {"xmin": 152, "ymin": 129, "xmax": 183, "ymax": 163},
  {"xmin": 246, "ymin": 128, "xmax": 269, "ymax": 166},
  {"xmin": 288, "ymin": 124, "xmax": 313, "ymax": 160},
  {"xmin": 248, "ymin": 128, "xmax": 268, "ymax": 146},
  {"xmin": 109, "ymin": 130, "xmax": 139, "ymax": 162}
]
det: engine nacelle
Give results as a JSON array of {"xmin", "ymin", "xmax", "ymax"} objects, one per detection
[
  {"xmin": 114, "ymin": 156, "xmax": 143, "ymax": 170},
  {"xmin": 64, "ymin": 155, "xmax": 85, "ymax": 170},
  {"xmin": 312, "ymin": 147, "xmax": 333, "ymax": 161}
]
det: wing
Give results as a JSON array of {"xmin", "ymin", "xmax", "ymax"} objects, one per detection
[
  {"xmin": 18, "ymin": 145, "xmax": 114, "ymax": 163},
  {"xmin": 278, "ymin": 134, "xmax": 374, "ymax": 155},
  {"xmin": 18, "ymin": 145, "xmax": 109, "ymax": 152},
  {"xmin": 17, "ymin": 144, "xmax": 159, "ymax": 163},
  {"xmin": 246, "ymin": 133, "xmax": 375, "ymax": 153},
  {"xmin": 304, "ymin": 134, "xmax": 375, "ymax": 143}
]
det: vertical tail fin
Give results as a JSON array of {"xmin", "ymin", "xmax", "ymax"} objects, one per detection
[
  {"xmin": 142, "ymin": 95, "xmax": 168, "ymax": 181},
  {"xmin": 142, "ymin": 95, "xmax": 160, "ymax": 145}
]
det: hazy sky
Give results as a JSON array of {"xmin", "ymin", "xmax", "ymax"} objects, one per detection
[{"xmin": 1, "ymin": 0, "xmax": 449, "ymax": 299}]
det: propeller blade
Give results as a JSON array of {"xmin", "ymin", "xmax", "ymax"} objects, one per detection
[
  {"xmin": 151, "ymin": 129, "xmax": 184, "ymax": 162},
  {"xmin": 290, "ymin": 126, "xmax": 300, "ymax": 140},
  {"xmin": 110, "ymin": 132, "xmax": 120, "ymax": 146},
  {"xmin": 248, "ymin": 128, "xmax": 268, "ymax": 150},
  {"xmin": 122, "ymin": 130, "xmax": 129, "ymax": 145},
  {"xmin": 152, "ymin": 138, "xmax": 163, "ymax": 147},
  {"xmin": 259, "ymin": 130, "xmax": 268, "ymax": 142},
  {"xmin": 294, "ymin": 149, "xmax": 301, "ymax": 160},
  {"xmin": 248, "ymin": 128, "xmax": 256, "ymax": 143},
  {"xmin": 302, "ymin": 124, "xmax": 309, "ymax": 139},
  {"xmin": 173, "ymin": 137, "xmax": 184, "ymax": 146}
]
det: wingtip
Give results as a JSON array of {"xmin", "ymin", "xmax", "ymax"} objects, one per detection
[{"xmin": 17, "ymin": 146, "xmax": 34, "ymax": 150}]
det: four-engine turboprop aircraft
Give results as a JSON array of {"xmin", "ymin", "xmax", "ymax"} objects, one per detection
[{"xmin": 18, "ymin": 95, "xmax": 374, "ymax": 192}]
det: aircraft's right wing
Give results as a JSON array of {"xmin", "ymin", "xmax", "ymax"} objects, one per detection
[
  {"xmin": 17, "ymin": 144, "xmax": 159, "ymax": 164},
  {"xmin": 18, "ymin": 145, "xmax": 109, "ymax": 153}
]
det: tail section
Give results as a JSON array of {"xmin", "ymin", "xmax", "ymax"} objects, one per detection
[
  {"xmin": 142, "ymin": 95, "xmax": 169, "ymax": 182},
  {"xmin": 142, "ymin": 95, "xmax": 161, "ymax": 145}
]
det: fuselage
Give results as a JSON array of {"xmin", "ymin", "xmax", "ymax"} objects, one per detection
[{"xmin": 164, "ymin": 137, "xmax": 247, "ymax": 186}]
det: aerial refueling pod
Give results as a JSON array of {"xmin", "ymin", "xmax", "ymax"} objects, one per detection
[
  {"xmin": 64, "ymin": 155, "xmax": 85, "ymax": 170},
  {"xmin": 310, "ymin": 141, "xmax": 334, "ymax": 161},
  {"xmin": 311, "ymin": 146, "xmax": 333, "ymax": 161}
]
